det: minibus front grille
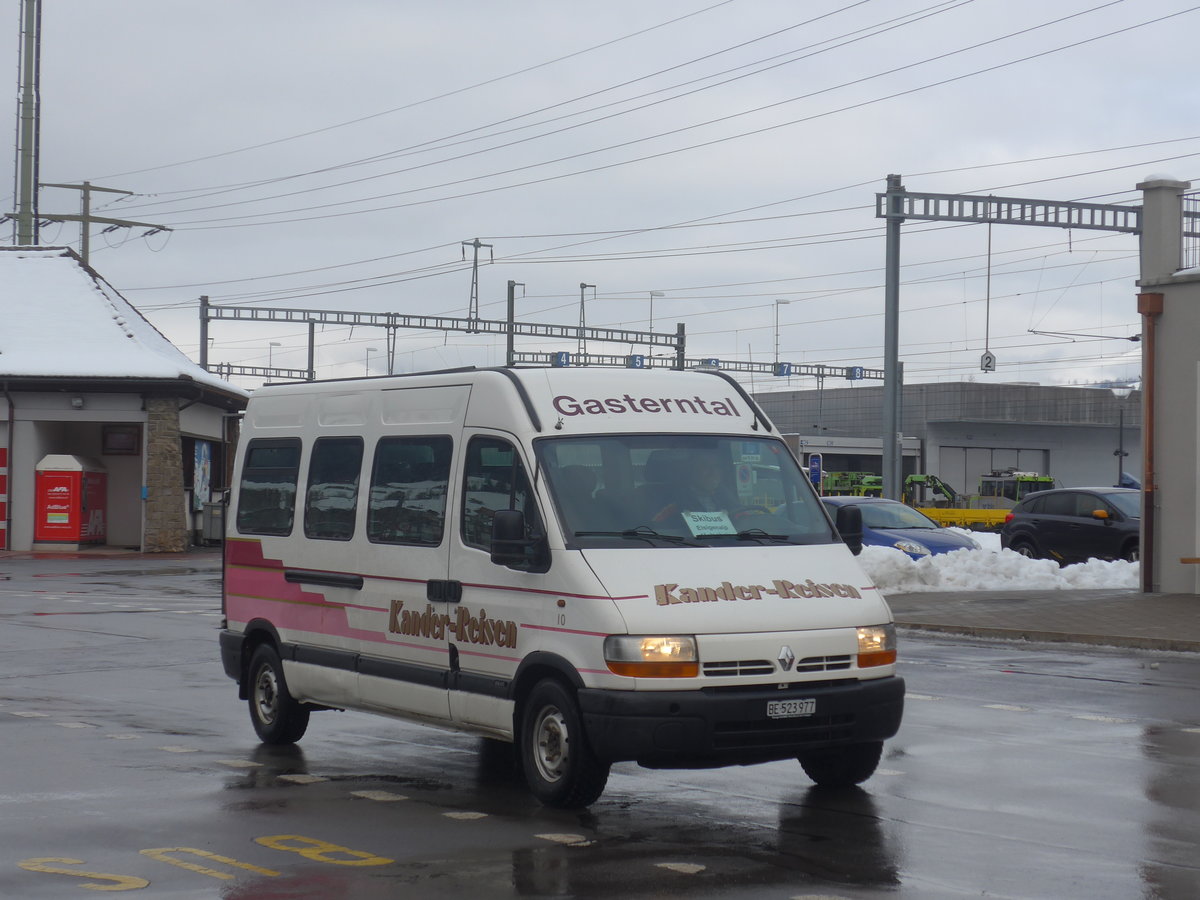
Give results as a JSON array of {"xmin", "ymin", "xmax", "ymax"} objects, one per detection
[
  {"xmin": 711, "ymin": 713, "xmax": 856, "ymax": 749},
  {"xmin": 797, "ymin": 654, "xmax": 852, "ymax": 672},
  {"xmin": 702, "ymin": 655, "xmax": 853, "ymax": 678},
  {"xmin": 703, "ymin": 659, "xmax": 775, "ymax": 677}
]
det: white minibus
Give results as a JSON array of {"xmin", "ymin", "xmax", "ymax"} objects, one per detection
[{"xmin": 220, "ymin": 366, "xmax": 903, "ymax": 808}]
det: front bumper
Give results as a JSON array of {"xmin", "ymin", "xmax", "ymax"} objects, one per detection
[
  {"xmin": 219, "ymin": 629, "xmax": 245, "ymax": 684},
  {"xmin": 579, "ymin": 676, "xmax": 904, "ymax": 767}
]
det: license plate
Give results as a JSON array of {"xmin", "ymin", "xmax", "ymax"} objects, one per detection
[{"xmin": 766, "ymin": 698, "xmax": 816, "ymax": 719}]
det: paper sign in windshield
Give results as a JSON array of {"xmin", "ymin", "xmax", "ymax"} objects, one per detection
[{"xmin": 681, "ymin": 510, "xmax": 734, "ymax": 536}]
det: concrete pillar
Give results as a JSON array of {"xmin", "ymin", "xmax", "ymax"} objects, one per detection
[
  {"xmin": 1137, "ymin": 177, "xmax": 1198, "ymax": 593},
  {"xmin": 143, "ymin": 396, "xmax": 188, "ymax": 553},
  {"xmin": 1138, "ymin": 177, "xmax": 1189, "ymax": 280}
]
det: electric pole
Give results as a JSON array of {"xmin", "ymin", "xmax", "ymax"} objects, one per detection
[
  {"xmin": 462, "ymin": 238, "xmax": 493, "ymax": 328},
  {"xmin": 39, "ymin": 181, "xmax": 171, "ymax": 265},
  {"xmin": 13, "ymin": 0, "xmax": 41, "ymax": 245},
  {"xmin": 578, "ymin": 283, "xmax": 596, "ymax": 356}
]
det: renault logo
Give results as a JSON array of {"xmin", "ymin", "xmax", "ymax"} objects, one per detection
[{"xmin": 777, "ymin": 645, "xmax": 796, "ymax": 671}]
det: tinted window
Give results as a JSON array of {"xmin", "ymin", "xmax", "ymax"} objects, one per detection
[
  {"xmin": 367, "ymin": 436, "xmax": 452, "ymax": 546},
  {"xmin": 236, "ymin": 439, "xmax": 301, "ymax": 536},
  {"xmin": 1018, "ymin": 495, "xmax": 1044, "ymax": 514},
  {"xmin": 304, "ymin": 437, "xmax": 364, "ymax": 541},
  {"xmin": 462, "ymin": 436, "xmax": 542, "ymax": 552},
  {"xmin": 1039, "ymin": 492, "xmax": 1078, "ymax": 517}
]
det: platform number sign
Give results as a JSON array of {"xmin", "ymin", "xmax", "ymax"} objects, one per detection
[
  {"xmin": 980, "ymin": 351, "xmax": 997, "ymax": 373},
  {"xmin": 552, "ymin": 351, "xmax": 572, "ymax": 368}
]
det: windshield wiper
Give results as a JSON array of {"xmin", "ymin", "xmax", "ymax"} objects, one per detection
[
  {"xmin": 573, "ymin": 526, "xmax": 702, "ymax": 547},
  {"xmin": 697, "ymin": 528, "xmax": 793, "ymax": 543}
]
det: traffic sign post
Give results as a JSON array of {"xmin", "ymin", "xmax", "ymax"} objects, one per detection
[{"xmin": 808, "ymin": 453, "xmax": 823, "ymax": 490}]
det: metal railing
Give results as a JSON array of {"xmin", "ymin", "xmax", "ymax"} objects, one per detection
[{"xmin": 1183, "ymin": 192, "xmax": 1200, "ymax": 270}]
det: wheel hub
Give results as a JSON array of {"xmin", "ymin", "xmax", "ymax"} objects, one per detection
[
  {"xmin": 254, "ymin": 667, "xmax": 279, "ymax": 725},
  {"xmin": 533, "ymin": 706, "xmax": 568, "ymax": 783}
]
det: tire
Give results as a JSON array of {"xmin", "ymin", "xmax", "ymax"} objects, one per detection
[
  {"xmin": 798, "ymin": 741, "xmax": 883, "ymax": 788},
  {"xmin": 519, "ymin": 679, "xmax": 610, "ymax": 808},
  {"xmin": 1010, "ymin": 539, "xmax": 1039, "ymax": 559},
  {"xmin": 1121, "ymin": 541, "xmax": 1139, "ymax": 563},
  {"xmin": 247, "ymin": 644, "xmax": 310, "ymax": 745}
]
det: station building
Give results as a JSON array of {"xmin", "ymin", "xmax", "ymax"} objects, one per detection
[
  {"xmin": 754, "ymin": 381, "xmax": 1141, "ymax": 497},
  {"xmin": 0, "ymin": 247, "xmax": 247, "ymax": 552}
]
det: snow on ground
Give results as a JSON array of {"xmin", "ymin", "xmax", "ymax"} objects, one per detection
[{"xmin": 860, "ymin": 528, "xmax": 1140, "ymax": 594}]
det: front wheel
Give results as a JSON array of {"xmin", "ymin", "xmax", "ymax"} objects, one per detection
[
  {"xmin": 1121, "ymin": 541, "xmax": 1139, "ymax": 562},
  {"xmin": 248, "ymin": 644, "xmax": 310, "ymax": 745},
  {"xmin": 519, "ymin": 679, "xmax": 610, "ymax": 808},
  {"xmin": 798, "ymin": 741, "xmax": 883, "ymax": 787}
]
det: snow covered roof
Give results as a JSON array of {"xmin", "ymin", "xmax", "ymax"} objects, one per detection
[{"xmin": 0, "ymin": 247, "xmax": 246, "ymax": 405}]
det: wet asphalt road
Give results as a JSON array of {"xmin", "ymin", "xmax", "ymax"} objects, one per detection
[{"xmin": 1, "ymin": 553, "xmax": 1198, "ymax": 899}]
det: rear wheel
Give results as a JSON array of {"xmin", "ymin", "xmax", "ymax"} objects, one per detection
[
  {"xmin": 1010, "ymin": 539, "xmax": 1039, "ymax": 559},
  {"xmin": 798, "ymin": 741, "xmax": 883, "ymax": 787},
  {"xmin": 519, "ymin": 679, "xmax": 610, "ymax": 808},
  {"xmin": 248, "ymin": 644, "xmax": 310, "ymax": 745}
]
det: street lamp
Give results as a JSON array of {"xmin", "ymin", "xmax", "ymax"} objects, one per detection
[
  {"xmin": 578, "ymin": 283, "xmax": 596, "ymax": 357},
  {"xmin": 365, "ymin": 346, "xmax": 379, "ymax": 376},
  {"xmin": 1112, "ymin": 386, "xmax": 1133, "ymax": 485},
  {"xmin": 773, "ymin": 299, "xmax": 791, "ymax": 364},
  {"xmin": 648, "ymin": 291, "xmax": 665, "ymax": 347},
  {"xmin": 268, "ymin": 341, "xmax": 281, "ymax": 368}
]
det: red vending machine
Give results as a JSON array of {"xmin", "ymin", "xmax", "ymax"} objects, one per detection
[{"xmin": 34, "ymin": 455, "xmax": 107, "ymax": 546}]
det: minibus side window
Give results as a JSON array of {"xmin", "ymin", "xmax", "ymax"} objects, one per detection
[
  {"xmin": 304, "ymin": 437, "xmax": 364, "ymax": 541},
  {"xmin": 367, "ymin": 436, "xmax": 452, "ymax": 546},
  {"xmin": 462, "ymin": 436, "xmax": 543, "ymax": 552},
  {"xmin": 236, "ymin": 438, "xmax": 302, "ymax": 536}
]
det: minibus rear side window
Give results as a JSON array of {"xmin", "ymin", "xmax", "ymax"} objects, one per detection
[
  {"xmin": 304, "ymin": 437, "xmax": 364, "ymax": 541},
  {"xmin": 367, "ymin": 436, "xmax": 452, "ymax": 546},
  {"xmin": 236, "ymin": 439, "xmax": 302, "ymax": 536}
]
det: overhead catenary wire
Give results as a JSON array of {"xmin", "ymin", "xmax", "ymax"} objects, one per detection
[
  {"xmin": 86, "ymin": 0, "xmax": 740, "ymax": 183},
  {"xmin": 146, "ymin": 2, "xmax": 1182, "ymax": 232},
  {"xmin": 67, "ymin": 5, "xmax": 1188, "ymax": 388},
  {"xmin": 110, "ymin": 0, "xmax": 966, "ymax": 215}
]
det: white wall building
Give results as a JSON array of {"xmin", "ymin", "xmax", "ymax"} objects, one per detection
[{"xmin": 0, "ymin": 247, "xmax": 246, "ymax": 552}]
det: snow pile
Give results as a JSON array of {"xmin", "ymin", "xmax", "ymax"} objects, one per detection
[{"xmin": 860, "ymin": 528, "xmax": 1139, "ymax": 594}]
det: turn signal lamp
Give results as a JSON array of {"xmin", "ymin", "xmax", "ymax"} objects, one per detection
[
  {"xmin": 856, "ymin": 624, "xmax": 897, "ymax": 668},
  {"xmin": 604, "ymin": 635, "xmax": 699, "ymax": 677}
]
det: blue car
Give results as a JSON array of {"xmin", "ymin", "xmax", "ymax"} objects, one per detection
[{"xmin": 821, "ymin": 496, "xmax": 980, "ymax": 559}]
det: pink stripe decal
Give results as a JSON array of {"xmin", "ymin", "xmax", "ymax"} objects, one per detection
[{"xmin": 522, "ymin": 623, "xmax": 609, "ymax": 638}]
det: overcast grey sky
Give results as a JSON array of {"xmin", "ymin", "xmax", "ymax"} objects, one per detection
[{"xmin": 4, "ymin": 0, "xmax": 1193, "ymax": 388}]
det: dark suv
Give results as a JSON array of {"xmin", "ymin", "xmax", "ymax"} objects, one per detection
[{"xmin": 1000, "ymin": 487, "xmax": 1140, "ymax": 564}]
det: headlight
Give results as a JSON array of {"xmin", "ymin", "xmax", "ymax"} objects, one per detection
[
  {"xmin": 894, "ymin": 539, "xmax": 931, "ymax": 557},
  {"xmin": 604, "ymin": 635, "xmax": 699, "ymax": 678},
  {"xmin": 857, "ymin": 624, "xmax": 897, "ymax": 668}
]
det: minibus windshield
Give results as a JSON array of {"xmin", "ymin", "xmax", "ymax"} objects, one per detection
[{"xmin": 535, "ymin": 435, "xmax": 837, "ymax": 549}]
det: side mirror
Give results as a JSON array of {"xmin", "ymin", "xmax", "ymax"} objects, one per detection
[
  {"xmin": 1091, "ymin": 509, "xmax": 1110, "ymax": 520},
  {"xmin": 490, "ymin": 509, "xmax": 528, "ymax": 566},
  {"xmin": 489, "ymin": 509, "xmax": 549, "ymax": 571},
  {"xmin": 835, "ymin": 505, "xmax": 864, "ymax": 556}
]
